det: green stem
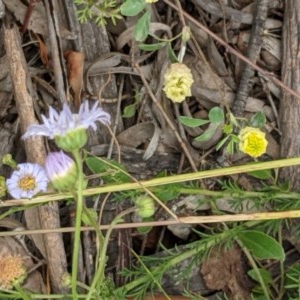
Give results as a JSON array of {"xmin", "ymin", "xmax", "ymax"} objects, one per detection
[
  {"xmin": 14, "ymin": 283, "xmax": 30, "ymax": 300},
  {"xmin": 277, "ymin": 226, "xmax": 285, "ymax": 300},
  {"xmin": 86, "ymin": 208, "xmax": 136, "ymax": 300},
  {"xmin": 237, "ymin": 239, "xmax": 271, "ymax": 300},
  {"xmin": 179, "ymin": 187, "xmax": 299, "ymax": 200},
  {"xmin": 71, "ymin": 150, "xmax": 84, "ymax": 300}
]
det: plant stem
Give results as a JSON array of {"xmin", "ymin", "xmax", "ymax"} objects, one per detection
[
  {"xmin": 237, "ymin": 239, "xmax": 271, "ymax": 300},
  {"xmin": 86, "ymin": 207, "xmax": 136, "ymax": 300},
  {"xmin": 71, "ymin": 150, "xmax": 84, "ymax": 300}
]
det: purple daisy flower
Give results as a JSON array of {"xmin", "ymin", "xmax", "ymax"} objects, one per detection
[
  {"xmin": 22, "ymin": 101, "xmax": 111, "ymax": 140},
  {"xmin": 6, "ymin": 163, "xmax": 48, "ymax": 199}
]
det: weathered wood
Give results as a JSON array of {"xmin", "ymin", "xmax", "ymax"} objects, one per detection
[
  {"xmin": 280, "ymin": 1, "xmax": 300, "ymax": 190},
  {"xmin": 232, "ymin": 0, "xmax": 269, "ymax": 117},
  {"xmin": 3, "ymin": 22, "xmax": 68, "ymax": 294}
]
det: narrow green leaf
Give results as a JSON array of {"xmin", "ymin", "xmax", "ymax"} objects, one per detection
[
  {"xmin": 138, "ymin": 42, "xmax": 166, "ymax": 51},
  {"xmin": 247, "ymin": 169, "xmax": 272, "ymax": 180},
  {"xmin": 239, "ymin": 230, "xmax": 285, "ymax": 261},
  {"xmin": 250, "ymin": 111, "xmax": 267, "ymax": 128},
  {"xmin": 194, "ymin": 125, "xmax": 218, "ymax": 142},
  {"xmin": 134, "ymin": 11, "xmax": 150, "ymax": 42},
  {"xmin": 120, "ymin": 0, "xmax": 146, "ymax": 16},
  {"xmin": 85, "ymin": 157, "xmax": 130, "ymax": 183},
  {"xmin": 216, "ymin": 136, "xmax": 230, "ymax": 151},
  {"xmin": 226, "ymin": 139, "xmax": 236, "ymax": 154},
  {"xmin": 248, "ymin": 268, "xmax": 272, "ymax": 285},
  {"xmin": 229, "ymin": 112, "xmax": 239, "ymax": 127},
  {"xmin": 208, "ymin": 107, "xmax": 224, "ymax": 124},
  {"xmin": 166, "ymin": 43, "xmax": 179, "ymax": 63},
  {"xmin": 178, "ymin": 116, "xmax": 210, "ymax": 128}
]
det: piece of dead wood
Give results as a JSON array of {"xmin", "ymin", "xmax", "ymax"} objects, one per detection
[
  {"xmin": 3, "ymin": 22, "xmax": 68, "ymax": 294},
  {"xmin": 232, "ymin": 0, "xmax": 269, "ymax": 118},
  {"xmin": 44, "ymin": 0, "xmax": 69, "ymax": 105},
  {"xmin": 279, "ymin": 0, "xmax": 300, "ymax": 190}
]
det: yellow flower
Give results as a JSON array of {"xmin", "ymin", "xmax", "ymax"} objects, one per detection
[
  {"xmin": 163, "ymin": 63, "xmax": 194, "ymax": 103},
  {"xmin": 0, "ymin": 254, "xmax": 26, "ymax": 290},
  {"xmin": 145, "ymin": 0, "xmax": 158, "ymax": 3},
  {"xmin": 238, "ymin": 127, "xmax": 268, "ymax": 158}
]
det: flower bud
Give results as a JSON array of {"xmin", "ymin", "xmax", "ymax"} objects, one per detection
[
  {"xmin": 182, "ymin": 26, "xmax": 191, "ymax": 43},
  {"xmin": 135, "ymin": 195, "xmax": 155, "ymax": 219},
  {"xmin": 45, "ymin": 151, "xmax": 78, "ymax": 192},
  {"xmin": 2, "ymin": 154, "xmax": 17, "ymax": 169},
  {"xmin": 54, "ymin": 127, "xmax": 88, "ymax": 152}
]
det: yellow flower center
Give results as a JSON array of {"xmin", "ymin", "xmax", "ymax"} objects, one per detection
[
  {"xmin": 244, "ymin": 133, "xmax": 265, "ymax": 156},
  {"xmin": 0, "ymin": 254, "xmax": 26, "ymax": 289},
  {"xmin": 18, "ymin": 175, "xmax": 36, "ymax": 191}
]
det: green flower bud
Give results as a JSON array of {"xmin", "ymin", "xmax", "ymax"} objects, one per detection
[
  {"xmin": 222, "ymin": 123, "xmax": 233, "ymax": 135},
  {"xmin": 2, "ymin": 154, "xmax": 17, "ymax": 169},
  {"xmin": 135, "ymin": 195, "xmax": 155, "ymax": 218},
  {"xmin": 61, "ymin": 272, "xmax": 72, "ymax": 288},
  {"xmin": 54, "ymin": 128, "xmax": 88, "ymax": 152},
  {"xmin": 45, "ymin": 151, "xmax": 79, "ymax": 192},
  {"xmin": 182, "ymin": 26, "xmax": 191, "ymax": 43}
]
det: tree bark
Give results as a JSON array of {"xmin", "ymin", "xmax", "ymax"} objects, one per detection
[{"xmin": 280, "ymin": 0, "xmax": 300, "ymax": 190}]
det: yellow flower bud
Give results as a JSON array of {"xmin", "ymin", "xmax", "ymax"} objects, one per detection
[
  {"xmin": 163, "ymin": 63, "xmax": 194, "ymax": 103},
  {"xmin": 238, "ymin": 127, "xmax": 268, "ymax": 158},
  {"xmin": 145, "ymin": 0, "xmax": 158, "ymax": 3}
]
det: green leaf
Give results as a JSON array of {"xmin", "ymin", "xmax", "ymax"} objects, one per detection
[
  {"xmin": 81, "ymin": 208, "xmax": 97, "ymax": 226},
  {"xmin": 166, "ymin": 43, "xmax": 179, "ymax": 63},
  {"xmin": 239, "ymin": 230, "xmax": 285, "ymax": 261},
  {"xmin": 250, "ymin": 111, "xmax": 266, "ymax": 128},
  {"xmin": 138, "ymin": 42, "xmax": 166, "ymax": 51},
  {"xmin": 122, "ymin": 103, "xmax": 137, "ymax": 118},
  {"xmin": 134, "ymin": 11, "xmax": 150, "ymax": 42},
  {"xmin": 247, "ymin": 169, "xmax": 272, "ymax": 180},
  {"xmin": 120, "ymin": 0, "xmax": 146, "ymax": 16},
  {"xmin": 208, "ymin": 107, "xmax": 224, "ymax": 124},
  {"xmin": 226, "ymin": 139, "xmax": 236, "ymax": 154},
  {"xmin": 194, "ymin": 124, "xmax": 218, "ymax": 142},
  {"xmin": 229, "ymin": 112, "xmax": 239, "ymax": 127},
  {"xmin": 248, "ymin": 268, "xmax": 272, "ymax": 285},
  {"xmin": 215, "ymin": 136, "xmax": 230, "ymax": 151},
  {"xmin": 85, "ymin": 157, "xmax": 131, "ymax": 183},
  {"xmin": 178, "ymin": 116, "xmax": 210, "ymax": 128}
]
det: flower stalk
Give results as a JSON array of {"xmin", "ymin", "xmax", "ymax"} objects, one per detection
[{"xmin": 71, "ymin": 150, "xmax": 84, "ymax": 299}]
